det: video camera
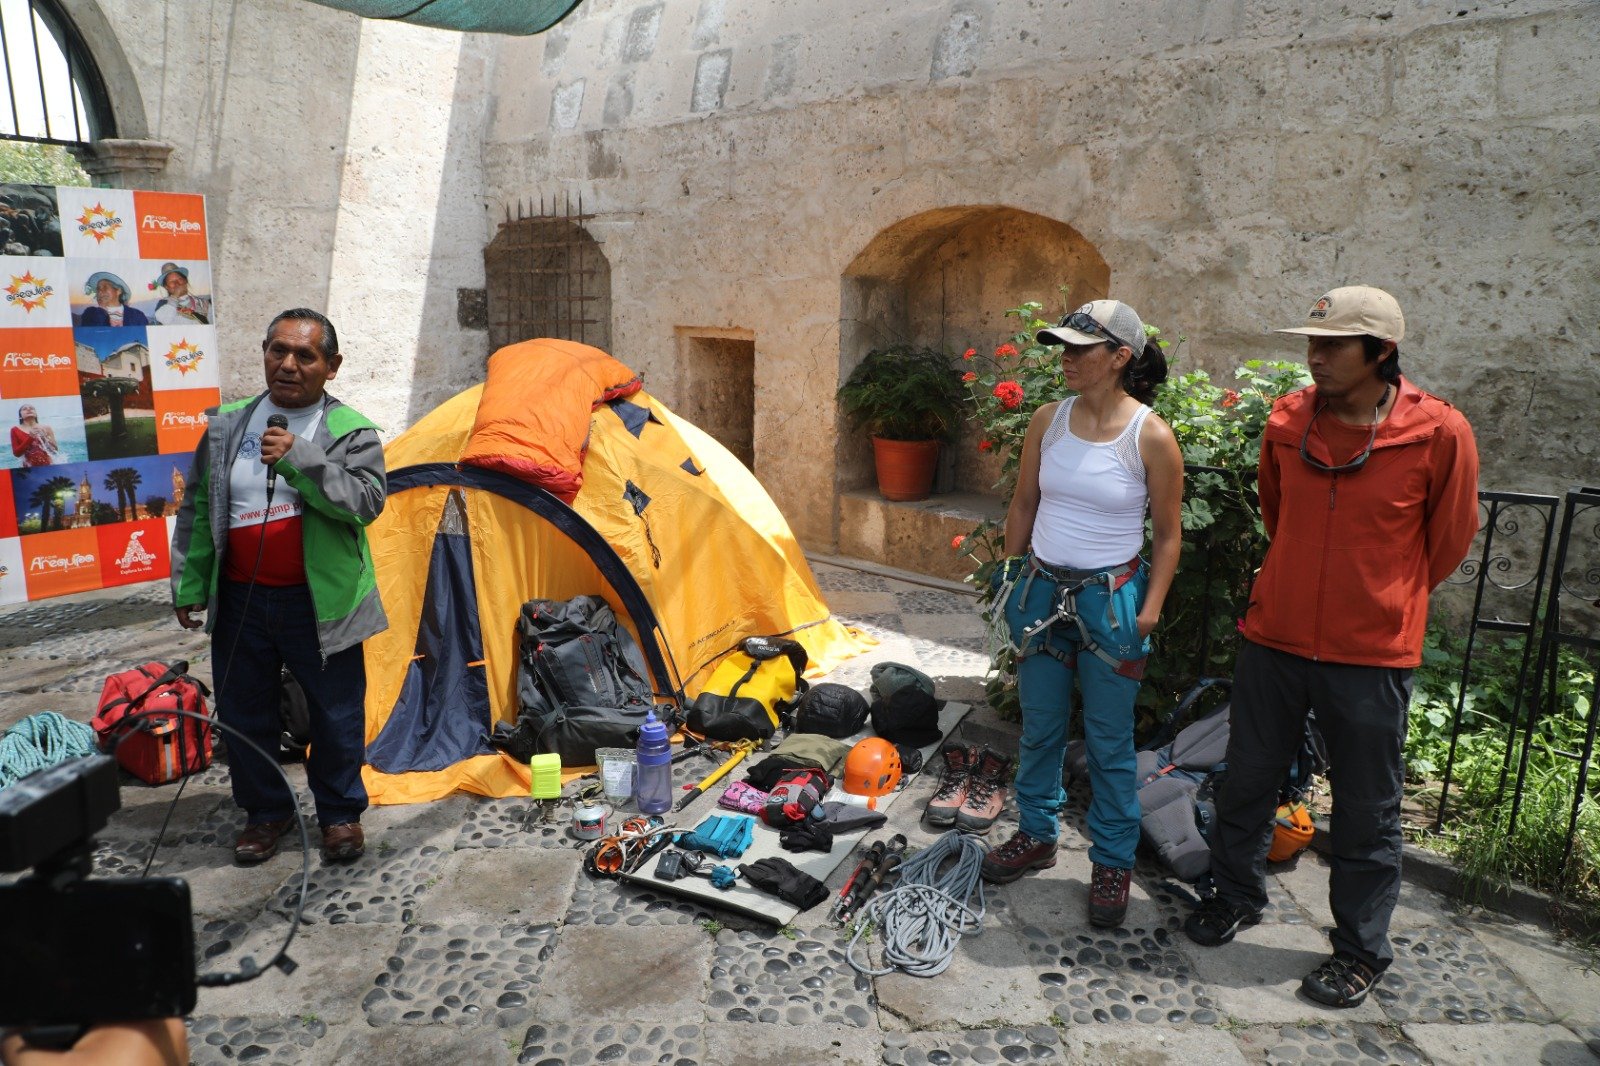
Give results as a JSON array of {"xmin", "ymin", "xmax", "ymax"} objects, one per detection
[{"xmin": 0, "ymin": 753, "xmax": 197, "ymax": 1037}]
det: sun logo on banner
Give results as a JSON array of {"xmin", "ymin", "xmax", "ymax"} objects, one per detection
[
  {"xmin": 75, "ymin": 202, "xmax": 124, "ymax": 243},
  {"xmin": 164, "ymin": 337, "xmax": 204, "ymax": 375},
  {"xmin": 4, "ymin": 271, "xmax": 54, "ymax": 312}
]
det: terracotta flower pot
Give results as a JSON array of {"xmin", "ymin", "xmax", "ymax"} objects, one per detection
[{"xmin": 872, "ymin": 437, "xmax": 940, "ymax": 502}]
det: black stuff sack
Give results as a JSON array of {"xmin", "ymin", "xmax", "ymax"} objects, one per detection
[
  {"xmin": 793, "ymin": 683, "xmax": 869, "ymax": 739},
  {"xmin": 869, "ymin": 686, "xmax": 942, "ymax": 748}
]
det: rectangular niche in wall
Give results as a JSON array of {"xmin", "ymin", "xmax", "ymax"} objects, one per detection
[{"xmin": 676, "ymin": 329, "xmax": 755, "ymax": 473}]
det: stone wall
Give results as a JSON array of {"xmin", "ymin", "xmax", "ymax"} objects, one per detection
[
  {"xmin": 67, "ymin": 0, "xmax": 493, "ymax": 433},
  {"xmin": 482, "ymin": 0, "xmax": 1600, "ymax": 551}
]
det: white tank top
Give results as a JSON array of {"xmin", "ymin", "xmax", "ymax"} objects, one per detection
[{"xmin": 1031, "ymin": 397, "xmax": 1151, "ymax": 569}]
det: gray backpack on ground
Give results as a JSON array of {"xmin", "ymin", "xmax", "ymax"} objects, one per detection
[{"xmin": 1065, "ymin": 679, "xmax": 1232, "ymax": 882}]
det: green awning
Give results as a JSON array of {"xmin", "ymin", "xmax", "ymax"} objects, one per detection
[{"xmin": 301, "ymin": 0, "xmax": 584, "ymax": 35}]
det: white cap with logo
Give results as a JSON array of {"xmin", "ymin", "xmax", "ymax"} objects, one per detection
[{"xmin": 1275, "ymin": 285, "xmax": 1405, "ymax": 343}]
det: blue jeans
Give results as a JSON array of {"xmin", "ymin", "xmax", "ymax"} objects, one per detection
[
  {"xmin": 212, "ymin": 581, "xmax": 368, "ymax": 826},
  {"xmin": 1004, "ymin": 559, "xmax": 1149, "ymax": 869}
]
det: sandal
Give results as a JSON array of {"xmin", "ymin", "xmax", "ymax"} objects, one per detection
[{"xmin": 1301, "ymin": 952, "xmax": 1380, "ymax": 1008}]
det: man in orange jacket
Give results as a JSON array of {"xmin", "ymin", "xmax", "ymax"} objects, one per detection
[{"xmin": 1183, "ymin": 286, "xmax": 1479, "ymax": 1008}]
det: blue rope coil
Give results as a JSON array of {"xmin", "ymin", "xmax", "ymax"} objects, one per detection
[{"xmin": 0, "ymin": 712, "xmax": 99, "ymax": 790}]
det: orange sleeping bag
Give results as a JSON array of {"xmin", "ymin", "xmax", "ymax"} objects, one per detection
[{"xmin": 459, "ymin": 338, "xmax": 641, "ymax": 503}]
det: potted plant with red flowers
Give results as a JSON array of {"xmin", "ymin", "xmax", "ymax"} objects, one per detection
[{"xmin": 837, "ymin": 344, "xmax": 967, "ymax": 501}]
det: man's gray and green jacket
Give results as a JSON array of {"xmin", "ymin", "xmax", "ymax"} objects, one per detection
[{"xmin": 170, "ymin": 392, "xmax": 389, "ymax": 658}]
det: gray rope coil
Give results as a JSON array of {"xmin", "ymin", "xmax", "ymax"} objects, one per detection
[{"xmin": 846, "ymin": 830, "xmax": 987, "ymax": 978}]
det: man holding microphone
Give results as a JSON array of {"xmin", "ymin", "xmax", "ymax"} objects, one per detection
[{"xmin": 171, "ymin": 309, "xmax": 388, "ymax": 865}]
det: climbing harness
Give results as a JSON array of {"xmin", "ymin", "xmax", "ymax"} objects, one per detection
[
  {"xmin": 846, "ymin": 830, "xmax": 988, "ymax": 979},
  {"xmin": 996, "ymin": 555, "xmax": 1146, "ymax": 679}
]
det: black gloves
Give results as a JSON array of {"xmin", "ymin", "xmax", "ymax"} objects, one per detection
[
  {"xmin": 779, "ymin": 819, "xmax": 834, "ymax": 854},
  {"xmin": 738, "ymin": 856, "xmax": 829, "ymax": 911}
]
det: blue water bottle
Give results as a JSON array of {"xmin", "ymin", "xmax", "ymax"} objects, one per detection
[{"xmin": 634, "ymin": 710, "xmax": 672, "ymax": 815}]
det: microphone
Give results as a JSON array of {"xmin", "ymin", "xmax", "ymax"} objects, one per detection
[{"xmin": 265, "ymin": 414, "xmax": 288, "ymax": 493}]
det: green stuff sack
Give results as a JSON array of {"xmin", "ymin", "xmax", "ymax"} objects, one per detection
[
  {"xmin": 687, "ymin": 636, "xmax": 809, "ymax": 741},
  {"xmin": 870, "ymin": 661, "xmax": 935, "ymax": 704}
]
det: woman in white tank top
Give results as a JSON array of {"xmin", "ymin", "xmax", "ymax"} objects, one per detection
[{"xmin": 977, "ymin": 300, "xmax": 1185, "ymax": 929}]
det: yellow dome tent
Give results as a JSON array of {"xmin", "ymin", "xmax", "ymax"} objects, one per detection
[{"xmin": 360, "ymin": 339, "xmax": 871, "ymax": 804}]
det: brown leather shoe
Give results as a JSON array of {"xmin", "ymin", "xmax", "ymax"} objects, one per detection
[
  {"xmin": 320, "ymin": 822, "xmax": 364, "ymax": 862},
  {"xmin": 234, "ymin": 818, "xmax": 294, "ymax": 865}
]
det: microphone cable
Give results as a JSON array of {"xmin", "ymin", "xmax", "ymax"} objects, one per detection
[
  {"xmin": 132, "ymin": 409, "xmax": 308, "ymax": 985},
  {"xmin": 107, "ymin": 707, "xmax": 310, "ymax": 986}
]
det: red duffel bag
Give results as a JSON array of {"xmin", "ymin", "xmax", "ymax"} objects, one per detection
[{"xmin": 91, "ymin": 660, "xmax": 214, "ymax": 785}]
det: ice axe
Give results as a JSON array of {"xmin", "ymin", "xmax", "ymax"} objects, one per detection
[{"xmin": 675, "ymin": 738, "xmax": 757, "ymax": 812}]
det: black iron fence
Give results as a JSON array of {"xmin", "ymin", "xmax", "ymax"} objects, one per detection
[{"xmin": 1434, "ymin": 486, "xmax": 1599, "ymax": 887}]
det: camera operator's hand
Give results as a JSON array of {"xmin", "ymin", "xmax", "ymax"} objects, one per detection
[{"xmin": 1, "ymin": 1019, "xmax": 187, "ymax": 1066}]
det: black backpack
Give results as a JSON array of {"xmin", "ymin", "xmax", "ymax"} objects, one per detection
[{"xmin": 501, "ymin": 595, "xmax": 659, "ymax": 765}]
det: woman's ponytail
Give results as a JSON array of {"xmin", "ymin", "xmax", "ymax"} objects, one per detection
[{"xmin": 1120, "ymin": 339, "xmax": 1169, "ymax": 405}]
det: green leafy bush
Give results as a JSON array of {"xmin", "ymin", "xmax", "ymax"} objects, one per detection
[
  {"xmin": 1408, "ymin": 626, "xmax": 1599, "ymax": 916},
  {"xmin": 837, "ymin": 344, "xmax": 968, "ymax": 441}
]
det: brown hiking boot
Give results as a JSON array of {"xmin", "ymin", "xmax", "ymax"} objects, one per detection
[
  {"xmin": 234, "ymin": 818, "xmax": 294, "ymax": 865},
  {"xmin": 1088, "ymin": 862, "xmax": 1131, "ymax": 928},
  {"xmin": 980, "ymin": 830, "xmax": 1058, "ymax": 883},
  {"xmin": 320, "ymin": 822, "xmax": 365, "ymax": 862},
  {"xmin": 924, "ymin": 744, "xmax": 975, "ymax": 827},
  {"xmin": 954, "ymin": 748, "xmax": 1011, "ymax": 833}
]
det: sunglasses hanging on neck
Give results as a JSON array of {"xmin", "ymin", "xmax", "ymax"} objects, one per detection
[{"xmin": 1298, "ymin": 384, "xmax": 1391, "ymax": 474}]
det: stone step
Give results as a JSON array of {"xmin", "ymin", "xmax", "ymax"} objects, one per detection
[{"xmin": 836, "ymin": 488, "xmax": 1005, "ymax": 583}]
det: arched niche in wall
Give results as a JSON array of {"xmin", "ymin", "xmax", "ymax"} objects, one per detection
[
  {"xmin": 483, "ymin": 210, "xmax": 612, "ymax": 355},
  {"xmin": 838, "ymin": 205, "xmax": 1110, "ymax": 498}
]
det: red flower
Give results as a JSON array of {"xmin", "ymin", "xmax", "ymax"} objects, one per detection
[
  {"xmin": 978, "ymin": 439, "xmax": 993, "ymax": 452},
  {"xmin": 995, "ymin": 343, "xmax": 1018, "ymax": 358},
  {"xmin": 950, "ymin": 535, "xmax": 966, "ymax": 550},
  {"xmin": 1236, "ymin": 618, "xmax": 1247, "ymax": 634},
  {"xmin": 992, "ymin": 380, "xmax": 1025, "ymax": 410},
  {"xmin": 1222, "ymin": 389, "xmax": 1240, "ymax": 408},
  {"xmin": 961, "ymin": 371, "xmax": 977, "ymax": 382},
  {"xmin": 963, "ymin": 347, "xmax": 976, "ymax": 360}
]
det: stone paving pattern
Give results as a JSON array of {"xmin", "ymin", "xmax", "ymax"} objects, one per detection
[{"xmin": 2, "ymin": 564, "xmax": 1597, "ymax": 1064}]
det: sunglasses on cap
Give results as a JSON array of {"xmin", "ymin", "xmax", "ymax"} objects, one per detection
[{"xmin": 1054, "ymin": 311, "xmax": 1135, "ymax": 354}]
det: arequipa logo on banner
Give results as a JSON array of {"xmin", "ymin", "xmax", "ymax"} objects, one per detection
[
  {"xmin": 0, "ymin": 255, "xmax": 70, "ymax": 328},
  {"xmin": 55, "ymin": 187, "xmax": 139, "ymax": 259},
  {"xmin": 112, "ymin": 529, "xmax": 158, "ymax": 577}
]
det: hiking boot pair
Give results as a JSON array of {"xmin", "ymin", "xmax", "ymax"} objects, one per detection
[
  {"xmin": 978, "ymin": 833, "xmax": 1131, "ymax": 925},
  {"xmin": 234, "ymin": 819, "xmax": 364, "ymax": 865},
  {"xmin": 924, "ymin": 744, "xmax": 1011, "ymax": 833}
]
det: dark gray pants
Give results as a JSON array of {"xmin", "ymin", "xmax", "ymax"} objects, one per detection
[{"xmin": 1209, "ymin": 640, "xmax": 1413, "ymax": 970}]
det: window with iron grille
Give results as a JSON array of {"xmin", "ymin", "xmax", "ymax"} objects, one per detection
[
  {"xmin": 0, "ymin": 0, "xmax": 115, "ymax": 147},
  {"xmin": 484, "ymin": 194, "xmax": 611, "ymax": 354}
]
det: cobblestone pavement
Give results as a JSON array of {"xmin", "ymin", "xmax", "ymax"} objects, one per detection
[{"xmin": 3, "ymin": 564, "xmax": 1598, "ymax": 1065}]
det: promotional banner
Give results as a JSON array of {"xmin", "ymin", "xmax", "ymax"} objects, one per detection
[{"xmin": 0, "ymin": 184, "xmax": 216, "ymax": 605}]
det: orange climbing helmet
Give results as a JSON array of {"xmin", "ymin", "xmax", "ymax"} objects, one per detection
[
  {"xmin": 1268, "ymin": 801, "xmax": 1314, "ymax": 863},
  {"xmin": 842, "ymin": 737, "xmax": 902, "ymax": 810}
]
